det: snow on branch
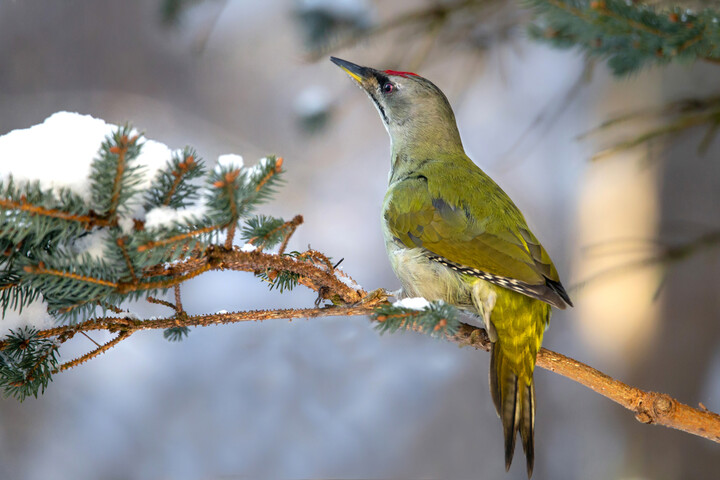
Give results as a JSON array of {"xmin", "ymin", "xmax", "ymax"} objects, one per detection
[{"xmin": 0, "ymin": 112, "xmax": 717, "ymax": 448}]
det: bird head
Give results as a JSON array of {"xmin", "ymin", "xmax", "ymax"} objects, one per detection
[{"xmin": 330, "ymin": 57, "xmax": 463, "ymax": 155}]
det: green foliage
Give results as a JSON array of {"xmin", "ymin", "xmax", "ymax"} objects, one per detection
[
  {"xmin": 0, "ymin": 178, "xmax": 90, "ymax": 246},
  {"xmin": 163, "ymin": 326, "xmax": 190, "ymax": 341},
  {"xmin": 0, "ymin": 123, "xmax": 289, "ymax": 399},
  {"xmin": 0, "ymin": 328, "xmax": 59, "ymax": 400},
  {"xmin": 261, "ymin": 270, "xmax": 300, "ymax": 292},
  {"xmin": 0, "ymin": 126, "xmax": 285, "ymax": 320},
  {"xmin": 241, "ymin": 215, "xmax": 288, "ymax": 250},
  {"xmin": 90, "ymin": 126, "xmax": 144, "ymax": 218},
  {"xmin": 256, "ymin": 254, "xmax": 301, "ymax": 293},
  {"xmin": 0, "ymin": 276, "xmax": 39, "ymax": 318},
  {"xmin": 20, "ymin": 248, "xmax": 121, "ymax": 317},
  {"xmin": 372, "ymin": 301, "xmax": 460, "ymax": 338},
  {"xmin": 0, "ymin": 178, "xmax": 91, "ymax": 316},
  {"xmin": 144, "ymin": 147, "xmax": 205, "ymax": 210},
  {"xmin": 528, "ymin": 0, "xmax": 720, "ymax": 75},
  {"xmin": 160, "ymin": 0, "xmax": 202, "ymax": 24},
  {"xmin": 206, "ymin": 156, "xmax": 283, "ymax": 227}
]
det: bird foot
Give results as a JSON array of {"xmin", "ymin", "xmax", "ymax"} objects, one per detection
[{"xmin": 354, "ymin": 288, "xmax": 390, "ymax": 307}]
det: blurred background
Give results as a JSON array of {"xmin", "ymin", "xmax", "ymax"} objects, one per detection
[{"xmin": 1, "ymin": 0, "xmax": 719, "ymax": 479}]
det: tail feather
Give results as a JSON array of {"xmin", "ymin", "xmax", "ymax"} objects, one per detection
[
  {"xmin": 520, "ymin": 382, "xmax": 535, "ymax": 477},
  {"xmin": 490, "ymin": 344, "xmax": 536, "ymax": 477}
]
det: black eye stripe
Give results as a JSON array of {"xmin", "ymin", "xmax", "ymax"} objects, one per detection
[
  {"xmin": 375, "ymin": 73, "xmax": 390, "ymax": 85},
  {"xmin": 368, "ymin": 91, "xmax": 389, "ymax": 125}
]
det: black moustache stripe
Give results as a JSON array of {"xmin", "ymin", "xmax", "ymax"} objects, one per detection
[{"xmin": 369, "ymin": 91, "xmax": 389, "ymax": 125}]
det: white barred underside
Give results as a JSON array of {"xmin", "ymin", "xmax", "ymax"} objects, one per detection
[
  {"xmin": 384, "ymin": 243, "xmax": 500, "ymax": 340},
  {"xmin": 427, "ymin": 255, "xmax": 537, "ymax": 298}
]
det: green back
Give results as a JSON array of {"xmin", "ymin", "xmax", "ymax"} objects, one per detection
[{"xmin": 384, "ymin": 153, "xmax": 562, "ymax": 288}]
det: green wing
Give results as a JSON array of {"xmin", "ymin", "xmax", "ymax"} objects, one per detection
[{"xmin": 384, "ymin": 165, "xmax": 571, "ymax": 309}]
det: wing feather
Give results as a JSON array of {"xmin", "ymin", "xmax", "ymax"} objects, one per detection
[{"xmin": 384, "ymin": 171, "xmax": 571, "ymax": 309}]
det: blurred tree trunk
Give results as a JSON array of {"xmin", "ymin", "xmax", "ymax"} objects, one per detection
[{"xmin": 621, "ymin": 64, "xmax": 720, "ymax": 480}]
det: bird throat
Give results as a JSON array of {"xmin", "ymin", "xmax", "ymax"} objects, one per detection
[{"xmin": 366, "ymin": 90, "xmax": 390, "ymax": 130}]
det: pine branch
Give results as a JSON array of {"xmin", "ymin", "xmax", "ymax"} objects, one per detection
[
  {"xmin": 2, "ymin": 115, "xmax": 717, "ymax": 447},
  {"xmin": 91, "ymin": 128, "xmax": 143, "ymax": 220},
  {"xmin": 58, "ymin": 329, "xmax": 133, "ymax": 372},
  {"xmin": 241, "ymin": 214, "xmax": 304, "ymax": 253},
  {"xmin": 2, "ymin": 281, "xmax": 717, "ymax": 442},
  {"xmin": 1, "ymin": 126, "xmax": 287, "ymax": 320},
  {"xmin": 528, "ymin": 0, "xmax": 720, "ymax": 75},
  {"xmin": 144, "ymin": 148, "xmax": 205, "ymax": 209},
  {"xmin": 2, "ymin": 223, "xmax": 718, "ymax": 441},
  {"xmin": 0, "ymin": 197, "xmax": 110, "ymax": 228}
]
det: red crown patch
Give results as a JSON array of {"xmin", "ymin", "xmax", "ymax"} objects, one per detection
[{"xmin": 383, "ymin": 69, "xmax": 419, "ymax": 78}]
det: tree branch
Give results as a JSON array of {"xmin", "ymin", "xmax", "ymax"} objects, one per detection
[
  {"xmin": 535, "ymin": 348, "xmax": 720, "ymax": 443},
  {"xmin": 2, "ymin": 243, "xmax": 718, "ymax": 443},
  {"xmin": 452, "ymin": 325, "xmax": 720, "ymax": 443}
]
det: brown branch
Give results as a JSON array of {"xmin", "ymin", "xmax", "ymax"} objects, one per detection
[
  {"xmin": 162, "ymin": 154, "xmax": 196, "ymax": 207},
  {"xmin": 536, "ymin": 348, "xmax": 720, "ymax": 442},
  {"xmin": 106, "ymin": 134, "xmax": 138, "ymax": 220},
  {"xmin": 452, "ymin": 324, "xmax": 720, "ymax": 443},
  {"xmin": 118, "ymin": 262, "xmax": 213, "ymax": 293},
  {"xmin": 136, "ymin": 224, "xmax": 222, "ymax": 252},
  {"xmin": 247, "ymin": 214, "xmax": 304, "ymax": 254},
  {"xmin": 278, "ymin": 215, "xmax": 301, "ymax": 255},
  {"xmin": 224, "ymin": 222, "xmax": 236, "ymax": 250},
  {"xmin": 544, "ymin": 0, "xmax": 720, "ymax": 66},
  {"xmin": 33, "ymin": 304, "xmax": 385, "ymax": 337},
  {"xmin": 163, "ymin": 173, "xmax": 184, "ymax": 206},
  {"xmin": 304, "ymin": 0, "xmax": 482, "ymax": 62},
  {"xmin": 593, "ymin": 4, "xmax": 668, "ymax": 38},
  {"xmin": 253, "ymin": 157, "xmax": 283, "ymax": 192},
  {"xmin": 147, "ymin": 296, "xmax": 176, "ymax": 309},
  {"xmin": 115, "ymin": 236, "xmax": 137, "ymax": 280},
  {"xmin": 173, "ymin": 285, "xmax": 183, "ymax": 313},
  {"xmin": 80, "ymin": 331, "xmax": 101, "ymax": 348},
  {"xmin": 18, "ymin": 299, "xmax": 720, "ymax": 444},
  {"xmin": 4, "ymin": 240, "xmax": 717, "ymax": 443},
  {"xmin": 24, "ymin": 264, "xmax": 118, "ymax": 288},
  {"xmin": 0, "ymin": 198, "xmax": 112, "ymax": 228},
  {"xmin": 58, "ymin": 329, "xmax": 133, "ymax": 372}
]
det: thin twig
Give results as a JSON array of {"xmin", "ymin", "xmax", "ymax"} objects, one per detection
[
  {"xmin": 147, "ymin": 296, "xmax": 176, "ymax": 310},
  {"xmin": 0, "ymin": 198, "xmax": 113, "ymax": 228},
  {"xmin": 24, "ymin": 264, "xmax": 119, "ymax": 288},
  {"xmin": 20, "ymin": 300, "xmax": 720, "ymax": 444},
  {"xmin": 107, "ymin": 138, "xmax": 129, "ymax": 221},
  {"xmin": 174, "ymin": 285, "xmax": 183, "ymax": 313},
  {"xmin": 278, "ymin": 215, "xmax": 303, "ymax": 255},
  {"xmin": 80, "ymin": 331, "xmax": 101, "ymax": 348},
  {"xmin": 305, "ymin": 0, "xmax": 481, "ymax": 61},
  {"xmin": 57, "ymin": 330, "xmax": 133, "ymax": 372},
  {"xmin": 4, "ymin": 241, "xmax": 718, "ymax": 444},
  {"xmin": 116, "ymin": 236, "xmax": 137, "ymax": 281}
]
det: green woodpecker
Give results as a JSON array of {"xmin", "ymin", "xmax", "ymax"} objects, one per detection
[{"xmin": 331, "ymin": 57, "xmax": 572, "ymax": 476}]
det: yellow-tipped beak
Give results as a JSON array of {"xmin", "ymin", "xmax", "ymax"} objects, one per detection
[{"xmin": 330, "ymin": 56, "xmax": 370, "ymax": 84}]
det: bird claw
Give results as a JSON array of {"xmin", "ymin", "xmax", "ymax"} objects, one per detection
[{"xmin": 353, "ymin": 288, "xmax": 390, "ymax": 307}]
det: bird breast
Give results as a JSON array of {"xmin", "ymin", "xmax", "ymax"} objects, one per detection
[{"xmin": 383, "ymin": 235, "xmax": 474, "ymax": 308}]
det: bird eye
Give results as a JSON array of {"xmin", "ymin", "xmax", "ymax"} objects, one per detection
[{"xmin": 382, "ymin": 82, "xmax": 394, "ymax": 94}]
